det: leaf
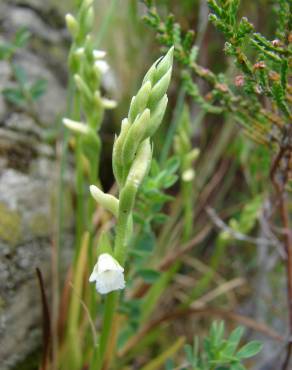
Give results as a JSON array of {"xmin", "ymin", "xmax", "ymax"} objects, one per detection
[
  {"xmin": 150, "ymin": 159, "xmax": 160, "ymax": 176},
  {"xmin": 135, "ymin": 230, "xmax": 156, "ymax": 253},
  {"xmin": 162, "ymin": 174, "xmax": 178, "ymax": 188},
  {"xmin": 13, "ymin": 64, "xmax": 28, "ymax": 86},
  {"xmin": 236, "ymin": 341, "xmax": 262, "ymax": 359},
  {"xmin": 30, "ymin": 79, "xmax": 48, "ymax": 101},
  {"xmin": 0, "ymin": 42, "xmax": 15, "ymax": 59},
  {"xmin": 165, "ymin": 156, "xmax": 180, "ymax": 174},
  {"xmin": 152, "ymin": 213, "xmax": 169, "ymax": 224},
  {"xmin": 117, "ymin": 326, "xmax": 135, "ymax": 349},
  {"xmin": 184, "ymin": 344, "xmax": 194, "ymax": 365},
  {"xmin": 2, "ymin": 88, "xmax": 25, "ymax": 106},
  {"xmin": 230, "ymin": 363, "xmax": 246, "ymax": 370},
  {"xmin": 211, "ymin": 321, "xmax": 225, "ymax": 347},
  {"xmin": 222, "ymin": 326, "xmax": 244, "ymax": 357},
  {"xmin": 137, "ymin": 268, "xmax": 161, "ymax": 283},
  {"xmin": 14, "ymin": 28, "xmax": 31, "ymax": 48},
  {"xmin": 165, "ymin": 358, "xmax": 174, "ymax": 370}
]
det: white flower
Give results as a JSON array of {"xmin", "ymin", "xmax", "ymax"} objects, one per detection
[
  {"xmin": 93, "ymin": 49, "xmax": 106, "ymax": 59},
  {"xmin": 89, "ymin": 253, "xmax": 125, "ymax": 294},
  {"xmin": 94, "ymin": 60, "xmax": 110, "ymax": 74},
  {"xmin": 182, "ymin": 168, "xmax": 195, "ymax": 182},
  {"xmin": 75, "ymin": 47, "xmax": 85, "ymax": 56},
  {"xmin": 63, "ymin": 118, "xmax": 89, "ymax": 135}
]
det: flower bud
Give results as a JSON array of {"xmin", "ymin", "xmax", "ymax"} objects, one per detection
[
  {"xmin": 63, "ymin": 118, "xmax": 89, "ymax": 135},
  {"xmin": 122, "ymin": 109, "xmax": 150, "ymax": 166},
  {"xmin": 74, "ymin": 74, "xmax": 92, "ymax": 101},
  {"xmin": 93, "ymin": 49, "xmax": 106, "ymax": 59},
  {"xmin": 128, "ymin": 81, "xmax": 151, "ymax": 123},
  {"xmin": 148, "ymin": 67, "xmax": 172, "ymax": 110},
  {"xmin": 187, "ymin": 148, "xmax": 200, "ymax": 162},
  {"xmin": 101, "ymin": 97, "xmax": 117, "ymax": 109},
  {"xmin": 90, "ymin": 185, "xmax": 119, "ymax": 217},
  {"xmin": 144, "ymin": 94, "xmax": 168, "ymax": 138},
  {"xmin": 112, "ymin": 119, "xmax": 131, "ymax": 186},
  {"xmin": 182, "ymin": 168, "xmax": 195, "ymax": 182},
  {"xmin": 65, "ymin": 13, "xmax": 79, "ymax": 38},
  {"xmin": 125, "ymin": 139, "xmax": 152, "ymax": 190},
  {"xmin": 153, "ymin": 46, "xmax": 174, "ymax": 84}
]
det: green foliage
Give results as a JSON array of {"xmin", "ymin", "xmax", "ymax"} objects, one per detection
[
  {"xmin": 134, "ymin": 157, "xmax": 179, "ymax": 231},
  {"xmin": 2, "ymin": 64, "xmax": 47, "ymax": 107},
  {"xmin": 228, "ymin": 195, "xmax": 263, "ymax": 235},
  {"xmin": 144, "ymin": 0, "xmax": 291, "ymax": 147},
  {"xmin": 0, "ymin": 28, "xmax": 31, "ymax": 60},
  {"xmin": 166, "ymin": 322, "xmax": 262, "ymax": 370},
  {"xmin": 0, "ymin": 29, "xmax": 47, "ymax": 109}
]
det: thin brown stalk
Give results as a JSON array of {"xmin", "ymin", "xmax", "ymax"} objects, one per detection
[
  {"xmin": 131, "ymin": 225, "xmax": 211, "ymax": 299},
  {"xmin": 270, "ymin": 145, "xmax": 292, "ymax": 370},
  {"xmin": 118, "ymin": 307, "xmax": 283, "ymax": 357},
  {"xmin": 36, "ymin": 268, "xmax": 52, "ymax": 370}
]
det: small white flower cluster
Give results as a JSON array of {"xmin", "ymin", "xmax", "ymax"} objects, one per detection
[
  {"xmin": 89, "ymin": 253, "xmax": 125, "ymax": 294},
  {"xmin": 62, "ymin": 48, "xmax": 117, "ymax": 134},
  {"xmin": 74, "ymin": 48, "xmax": 110, "ymax": 74}
]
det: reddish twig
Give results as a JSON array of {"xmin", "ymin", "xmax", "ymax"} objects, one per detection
[
  {"xmin": 36, "ymin": 268, "xmax": 52, "ymax": 370},
  {"xmin": 270, "ymin": 140, "xmax": 292, "ymax": 370}
]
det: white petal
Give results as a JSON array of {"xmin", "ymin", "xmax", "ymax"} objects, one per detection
[
  {"xmin": 97, "ymin": 253, "xmax": 124, "ymax": 273},
  {"xmin": 94, "ymin": 60, "xmax": 109, "ymax": 74},
  {"xmin": 93, "ymin": 49, "xmax": 106, "ymax": 59},
  {"xmin": 63, "ymin": 118, "xmax": 89, "ymax": 135},
  {"xmin": 89, "ymin": 263, "xmax": 98, "ymax": 282},
  {"xmin": 95, "ymin": 270, "xmax": 125, "ymax": 294},
  {"xmin": 89, "ymin": 253, "xmax": 126, "ymax": 294},
  {"xmin": 101, "ymin": 97, "xmax": 117, "ymax": 109}
]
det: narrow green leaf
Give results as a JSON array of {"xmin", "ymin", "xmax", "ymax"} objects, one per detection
[{"xmin": 236, "ymin": 341, "xmax": 263, "ymax": 359}]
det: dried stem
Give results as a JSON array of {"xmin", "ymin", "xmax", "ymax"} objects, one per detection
[{"xmin": 118, "ymin": 307, "xmax": 283, "ymax": 357}]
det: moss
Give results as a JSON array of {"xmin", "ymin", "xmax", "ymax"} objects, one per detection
[
  {"xmin": 0, "ymin": 295, "xmax": 5, "ymax": 309},
  {"xmin": 28, "ymin": 213, "xmax": 50, "ymax": 237},
  {"xmin": 0, "ymin": 203, "xmax": 22, "ymax": 246}
]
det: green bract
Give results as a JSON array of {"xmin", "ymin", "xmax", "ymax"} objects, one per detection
[{"xmin": 113, "ymin": 46, "xmax": 174, "ymax": 189}]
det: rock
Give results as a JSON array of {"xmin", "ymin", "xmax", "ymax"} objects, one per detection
[{"xmin": 0, "ymin": 0, "xmax": 73, "ymax": 368}]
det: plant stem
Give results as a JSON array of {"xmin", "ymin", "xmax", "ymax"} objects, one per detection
[
  {"xmin": 159, "ymin": 86, "xmax": 185, "ymax": 164},
  {"xmin": 270, "ymin": 146, "xmax": 292, "ymax": 370},
  {"xmin": 95, "ymin": 184, "xmax": 136, "ymax": 369},
  {"xmin": 280, "ymin": 194, "xmax": 292, "ymax": 370},
  {"xmin": 75, "ymin": 136, "xmax": 85, "ymax": 258},
  {"xmin": 94, "ymin": 0, "xmax": 119, "ymax": 48}
]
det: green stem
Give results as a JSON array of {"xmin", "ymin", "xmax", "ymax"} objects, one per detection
[
  {"xmin": 95, "ymin": 184, "xmax": 136, "ymax": 369},
  {"xmin": 182, "ymin": 180, "xmax": 193, "ymax": 242},
  {"xmin": 94, "ymin": 0, "xmax": 119, "ymax": 48},
  {"xmin": 159, "ymin": 86, "xmax": 185, "ymax": 164},
  {"xmin": 75, "ymin": 136, "xmax": 85, "ymax": 259},
  {"xmin": 95, "ymin": 292, "xmax": 119, "ymax": 370},
  {"xmin": 114, "ymin": 185, "xmax": 136, "ymax": 264}
]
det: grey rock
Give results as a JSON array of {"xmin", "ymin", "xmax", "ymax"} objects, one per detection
[{"xmin": 0, "ymin": 0, "xmax": 73, "ymax": 368}]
